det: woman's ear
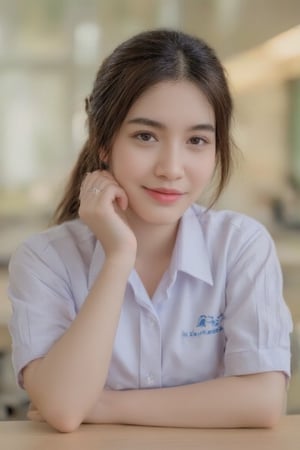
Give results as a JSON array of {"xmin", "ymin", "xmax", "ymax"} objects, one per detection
[
  {"xmin": 100, "ymin": 160, "xmax": 109, "ymax": 170},
  {"xmin": 98, "ymin": 148, "xmax": 109, "ymax": 170}
]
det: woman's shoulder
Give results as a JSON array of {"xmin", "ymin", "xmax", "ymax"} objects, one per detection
[
  {"xmin": 192, "ymin": 203, "xmax": 270, "ymax": 238},
  {"xmin": 10, "ymin": 219, "xmax": 95, "ymax": 268},
  {"xmin": 190, "ymin": 204, "xmax": 279, "ymax": 274},
  {"xmin": 24, "ymin": 218, "xmax": 91, "ymax": 247},
  {"xmin": 190, "ymin": 204, "xmax": 276, "ymax": 260}
]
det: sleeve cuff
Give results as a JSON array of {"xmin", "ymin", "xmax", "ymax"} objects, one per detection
[{"xmin": 224, "ymin": 347, "xmax": 291, "ymax": 378}]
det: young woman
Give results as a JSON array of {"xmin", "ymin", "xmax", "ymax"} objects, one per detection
[{"xmin": 8, "ymin": 29, "xmax": 292, "ymax": 432}]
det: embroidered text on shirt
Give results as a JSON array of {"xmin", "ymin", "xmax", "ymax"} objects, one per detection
[{"xmin": 182, "ymin": 313, "xmax": 224, "ymax": 337}]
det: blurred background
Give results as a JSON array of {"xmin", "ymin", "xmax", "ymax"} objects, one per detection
[{"xmin": 0, "ymin": 0, "xmax": 299, "ymax": 419}]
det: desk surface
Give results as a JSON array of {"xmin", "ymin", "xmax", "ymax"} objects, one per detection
[{"xmin": 1, "ymin": 416, "xmax": 300, "ymax": 450}]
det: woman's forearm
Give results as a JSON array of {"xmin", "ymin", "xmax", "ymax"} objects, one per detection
[
  {"xmin": 97, "ymin": 372, "xmax": 286, "ymax": 429},
  {"xmin": 23, "ymin": 257, "xmax": 132, "ymax": 432}
]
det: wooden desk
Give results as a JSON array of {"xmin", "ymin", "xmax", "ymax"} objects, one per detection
[{"xmin": 1, "ymin": 416, "xmax": 300, "ymax": 450}]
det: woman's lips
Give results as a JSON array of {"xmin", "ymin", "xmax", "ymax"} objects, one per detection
[{"xmin": 143, "ymin": 187, "xmax": 184, "ymax": 203}]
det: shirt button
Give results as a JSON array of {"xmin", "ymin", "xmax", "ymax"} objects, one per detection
[
  {"xmin": 149, "ymin": 317, "xmax": 156, "ymax": 328},
  {"xmin": 146, "ymin": 373, "xmax": 155, "ymax": 385}
]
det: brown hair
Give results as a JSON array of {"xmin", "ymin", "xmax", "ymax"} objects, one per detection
[{"xmin": 52, "ymin": 28, "xmax": 234, "ymax": 224}]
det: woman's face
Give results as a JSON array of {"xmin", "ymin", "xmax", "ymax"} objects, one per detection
[{"xmin": 109, "ymin": 80, "xmax": 216, "ymax": 228}]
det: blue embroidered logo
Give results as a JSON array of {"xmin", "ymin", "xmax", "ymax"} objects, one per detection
[{"xmin": 182, "ymin": 313, "xmax": 224, "ymax": 337}]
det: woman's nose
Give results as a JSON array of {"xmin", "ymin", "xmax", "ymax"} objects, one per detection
[{"xmin": 154, "ymin": 145, "xmax": 184, "ymax": 179}]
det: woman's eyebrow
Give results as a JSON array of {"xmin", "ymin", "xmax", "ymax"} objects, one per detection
[
  {"xmin": 126, "ymin": 117, "xmax": 165, "ymax": 129},
  {"xmin": 189, "ymin": 124, "xmax": 215, "ymax": 133},
  {"xmin": 126, "ymin": 117, "xmax": 215, "ymax": 132}
]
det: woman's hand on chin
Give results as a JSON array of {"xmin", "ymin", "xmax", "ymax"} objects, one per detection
[{"xmin": 79, "ymin": 170, "xmax": 137, "ymax": 264}]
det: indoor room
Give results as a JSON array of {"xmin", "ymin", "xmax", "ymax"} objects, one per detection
[{"xmin": 0, "ymin": 0, "xmax": 299, "ymax": 426}]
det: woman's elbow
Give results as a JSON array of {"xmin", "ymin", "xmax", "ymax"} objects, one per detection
[
  {"xmin": 43, "ymin": 408, "xmax": 83, "ymax": 433},
  {"xmin": 240, "ymin": 372, "xmax": 286, "ymax": 428},
  {"xmin": 253, "ymin": 386, "xmax": 286, "ymax": 428},
  {"xmin": 256, "ymin": 404, "xmax": 283, "ymax": 429}
]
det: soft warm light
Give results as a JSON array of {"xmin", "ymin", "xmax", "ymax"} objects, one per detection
[
  {"xmin": 225, "ymin": 25, "xmax": 300, "ymax": 92},
  {"xmin": 264, "ymin": 25, "xmax": 300, "ymax": 61}
]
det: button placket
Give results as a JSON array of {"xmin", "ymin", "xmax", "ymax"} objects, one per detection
[
  {"xmin": 139, "ymin": 310, "xmax": 162, "ymax": 388},
  {"xmin": 146, "ymin": 372, "xmax": 155, "ymax": 386}
]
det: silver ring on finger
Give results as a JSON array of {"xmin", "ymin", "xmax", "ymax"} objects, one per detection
[{"xmin": 87, "ymin": 186, "xmax": 103, "ymax": 194}]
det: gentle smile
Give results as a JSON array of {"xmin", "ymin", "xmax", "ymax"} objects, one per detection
[
  {"xmin": 147, "ymin": 187, "xmax": 183, "ymax": 194},
  {"xmin": 143, "ymin": 187, "xmax": 184, "ymax": 203}
]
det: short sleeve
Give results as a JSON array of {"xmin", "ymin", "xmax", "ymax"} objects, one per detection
[
  {"xmin": 223, "ymin": 222, "xmax": 293, "ymax": 378},
  {"xmin": 8, "ymin": 237, "xmax": 76, "ymax": 387}
]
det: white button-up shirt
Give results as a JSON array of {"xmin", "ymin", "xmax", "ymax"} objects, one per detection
[{"xmin": 8, "ymin": 204, "xmax": 293, "ymax": 389}]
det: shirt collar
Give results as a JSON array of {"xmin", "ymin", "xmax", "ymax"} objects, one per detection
[{"xmin": 169, "ymin": 205, "xmax": 213, "ymax": 286}]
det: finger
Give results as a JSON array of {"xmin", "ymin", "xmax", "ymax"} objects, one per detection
[
  {"xmin": 80, "ymin": 177, "xmax": 106, "ymax": 200},
  {"xmin": 80, "ymin": 175, "xmax": 120, "ymax": 202},
  {"xmin": 81, "ymin": 170, "xmax": 116, "ymax": 193},
  {"xmin": 115, "ymin": 192, "xmax": 128, "ymax": 211}
]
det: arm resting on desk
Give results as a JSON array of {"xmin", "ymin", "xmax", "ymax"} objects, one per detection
[
  {"xmin": 85, "ymin": 371, "xmax": 286, "ymax": 429},
  {"xmin": 22, "ymin": 258, "xmax": 133, "ymax": 434}
]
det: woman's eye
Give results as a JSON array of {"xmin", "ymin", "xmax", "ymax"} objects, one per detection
[
  {"xmin": 136, "ymin": 132, "xmax": 155, "ymax": 142},
  {"xmin": 189, "ymin": 136, "xmax": 206, "ymax": 145}
]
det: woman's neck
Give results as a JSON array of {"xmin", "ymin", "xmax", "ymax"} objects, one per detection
[
  {"xmin": 127, "ymin": 218, "xmax": 180, "ymax": 299},
  {"xmin": 126, "ymin": 213, "xmax": 180, "ymax": 262}
]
